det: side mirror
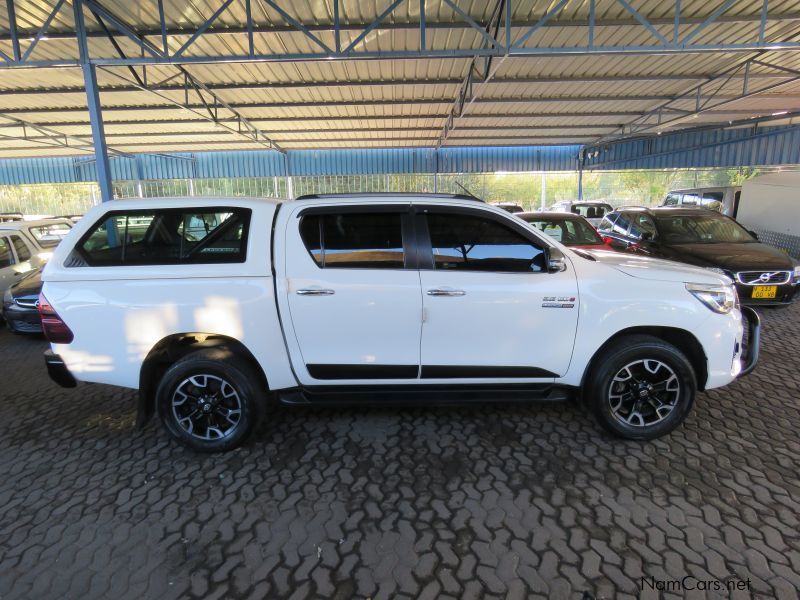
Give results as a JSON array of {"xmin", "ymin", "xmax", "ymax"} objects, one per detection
[
  {"xmin": 641, "ymin": 231, "xmax": 654, "ymax": 242},
  {"xmin": 546, "ymin": 247, "xmax": 567, "ymax": 273}
]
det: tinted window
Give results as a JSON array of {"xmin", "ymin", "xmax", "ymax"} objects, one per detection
[
  {"xmin": 701, "ymin": 192, "xmax": 724, "ymax": 212},
  {"xmin": 654, "ymin": 213, "xmax": 755, "ymax": 244},
  {"xmin": 427, "ymin": 213, "xmax": 546, "ymax": 273},
  {"xmin": 572, "ymin": 203, "xmax": 611, "ymax": 219},
  {"xmin": 27, "ymin": 222, "xmax": 72, "ymax": 248},
  {"xmin": 0, "ymin": 237, "xmax": 12, "ymax": 268},
  {"xmin": 612, "ymin": 212, "xmax": 631, "ymax": 236},
  {"xmin": 681, "ymin": 192, "xmax": 701, "ymax": 206},
  {"xmin": 10, "ymin": 235, "xmax": 31, "ymax": 261},
  {"xmin": 299, "ymin": 213, "xmax": 405, "ymax": 269},
  {"xmin": 78, "ymin": 209, "xmax": 249, "ymax": 266},
  {"xmin": 629, "ymin": 214, "xmax": 657, "ymax": 239},
  {"xmin": 597, "ymin": 214, "xmax": 618, "ymax": 233},
  {"xmin": 522, "ymin": 216, "xmax": 603, "ymax": 246}
]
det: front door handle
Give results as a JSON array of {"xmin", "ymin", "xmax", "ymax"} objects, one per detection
[
  {"xmin": 296, "ymin": 288, "xmax": 335, "ymax": 296},
  {"xmin": 427, "ymin": 288, "xmax": 466, "ymax": 297}
]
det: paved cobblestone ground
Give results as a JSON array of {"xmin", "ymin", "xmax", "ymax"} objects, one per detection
[{"xmin": 1, "ymin": 305, "xmax": 799, "ymax": 600}]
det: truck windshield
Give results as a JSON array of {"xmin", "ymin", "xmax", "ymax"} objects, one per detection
[{"xmin": 654, "ymin": 213, "xmax": 755, "ymax": 244}]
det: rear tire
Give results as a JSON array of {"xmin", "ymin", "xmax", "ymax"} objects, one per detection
[
  {"xmin": 586, "ymin": 335, "xmax": 696, "ymax": 440},
  {"xmin": 156, "ymin": 348, "xmax": 266, "ymax": 452}
]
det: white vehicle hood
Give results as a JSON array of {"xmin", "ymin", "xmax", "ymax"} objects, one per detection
[{"xmin": 580, "ymin": 249, "xmax": 730, "ymax": 285}]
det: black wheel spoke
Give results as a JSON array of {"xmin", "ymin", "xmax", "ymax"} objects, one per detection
[
  {"xmin": 608, "ymin": 358, "xmax": 680, "ymax": 428},
  {"xmin": 171, "ymin": 374, "xmax": 242, "ymax": 441}
]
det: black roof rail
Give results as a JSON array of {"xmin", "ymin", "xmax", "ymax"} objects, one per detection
[{"xmin": 294, "ymin": 192, "xmax": 483, "ymax": 202}]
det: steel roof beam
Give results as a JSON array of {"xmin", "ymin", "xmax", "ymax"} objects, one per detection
[
  {"xmin": 4, "ymin": 93, "xmax": 800, "ymax": 115},
  {"xmin": 3, "ymin": 12, "xmax": 800, "ymax": 43},
  {"xmin": 5, "ymin": 0, "xmax": 800, "ymax": 68},
  {"xmin": 1, "ymin": 73, "xmax": 793, "ymax": 97},
  {"xmin": 78, "ymin": 0, "xmax": 284, "ymax": 152},
  {"xmin": 599, "ymin": 52, "xmax": 800, "ymax": 141}
]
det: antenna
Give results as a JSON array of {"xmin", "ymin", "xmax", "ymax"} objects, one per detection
[{"xmin": 454, "ymin": 181, "xmax": 480, "ymax": 200}]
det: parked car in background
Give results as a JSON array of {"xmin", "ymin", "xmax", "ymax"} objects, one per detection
[
  {"xmin": 548, "ymin": 200, "xmax": 614, "ymax": 227},
  {"xmin": 598, "ymin": 207, "xmax": 799, "ymax": 306},
  {"xmin": 55, "ymin": 214, "xmax": 84, "ymax": 224},
  {"xmin": 517, "ymin": 212, "xmax": 616, "ymax": 251},
  {"xmin": 41, "ymin": 194, "xmax": 758, "ymax": 452},
  {"xmin": 737, "ymin": 172, "xmax": 800, "ymax": 259},
  {"xmin": 3, "ymin": 268, "xmax": 41, "ymax": 333},
  {"xmin": 491, "ymin": 202, "xmax": 525, "ymax": 214},
  {"xmin": 0, "ymin": 218, "xmax": 73, "ymax": 263},
  {"xmin": 0, "ymin": 225, "xmax": 39, "ymax": 299},
  {"xmin": 661, "ymin": 186, "xmax": 741, "ymax": 217},
  {"xmin": 0, "ymin": 213, "xmax": 24, "ymax": 223}
]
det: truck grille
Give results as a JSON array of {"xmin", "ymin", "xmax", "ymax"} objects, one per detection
[{"xmin": 735, "ymin": 271, "xmax": 791, "ymax": 285}]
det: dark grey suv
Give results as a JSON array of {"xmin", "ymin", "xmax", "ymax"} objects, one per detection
[{"xmin": 598, "ymin": 207, "xmax": 799, "ymax": 306}]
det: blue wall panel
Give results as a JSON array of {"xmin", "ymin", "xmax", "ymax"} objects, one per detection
[
  {"xmin": 1, "ymin": 128, "xmax": 799, "ymax": 187},
  {"xmin": 0, "ymin": 157, "xmax": 78, "ymax": 184},
  {"xmin": 584, "ymin": 125, "xmax": 800, "ymax": 170}
]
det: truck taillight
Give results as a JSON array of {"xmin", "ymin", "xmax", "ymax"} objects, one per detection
[{"xmin": 38, "ymin": 293, "xmax": 74, "ymax": 344}]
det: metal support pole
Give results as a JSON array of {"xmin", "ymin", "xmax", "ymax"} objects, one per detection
[
  {"xmin": 540, "ymin": 173, "xmax": 546, "ymax": 210},
  {"xmin": 81, "ymin": 66, "xmax": 114, "ymax": 201},
  {"xmin": 74, "ymin": 0, "xmax": 114, "ymax": 202},
  {"xmin": 577, "ymin": 162, "xmax": 584, "ymax": 200}
]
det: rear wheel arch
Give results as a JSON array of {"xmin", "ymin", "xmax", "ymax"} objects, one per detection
[
  {"xmin": 137, "ymin": 333, "xmax": 269, "ymax": 428},
  {"xmin": 580, "ymin": 326, "xmax": 708, "ymax": 395}
]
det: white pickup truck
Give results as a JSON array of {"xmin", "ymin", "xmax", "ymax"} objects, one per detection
[{"xmin": 40, "ymin": 194, "xmax": 759, "ymax": 452}]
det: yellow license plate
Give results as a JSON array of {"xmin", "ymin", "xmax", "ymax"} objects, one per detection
[{"xmin": 752, "ymin": 285, "xmax": 777, "ymax": 299}]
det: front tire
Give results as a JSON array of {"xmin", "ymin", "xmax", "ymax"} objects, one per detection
[
  {"xmin": 156, "ymin": 348, "xmax": 266, "ymax": 452},
  {"xmin": 586, "ymin": 335, "xmax": 697, "ymax": 440}
]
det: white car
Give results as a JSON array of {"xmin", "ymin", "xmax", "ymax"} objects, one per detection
[
  {"xmin": 0, "ymin": 218, "xmax": 72, "ymax": 297},
  {"xmin": 549, "ymin": 200, "xmax": 614, "ymax": 227},
  {"xmin": 40, "ymin": 194, "xmax": 758, "ymax": 452}
]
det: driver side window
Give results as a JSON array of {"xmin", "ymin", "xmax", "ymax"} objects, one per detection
[{"xmin": 426, "ymin": 213, "xmax": 546, "ymax": 273}]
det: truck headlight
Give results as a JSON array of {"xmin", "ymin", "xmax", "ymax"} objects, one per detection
[
  {"xmin": 686, "ymin": 283, "xmax": 736, "ymax": 314},
  {"xmin": 3, "ymin": 287, "xmax": 12, "ymax": 305},
  {"xmin": 794, "ymin": 265, "xmax": 800, "ymax": 284}
]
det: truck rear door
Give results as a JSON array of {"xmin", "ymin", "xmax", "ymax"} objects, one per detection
[{"xmin": 280, "ymin": 203, "xmax": 423, "ymax": 385}]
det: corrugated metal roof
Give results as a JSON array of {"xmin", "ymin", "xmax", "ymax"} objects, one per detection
[{"xmin": 1, "ymin": 0, "xmax": 800, "ymax": 159}]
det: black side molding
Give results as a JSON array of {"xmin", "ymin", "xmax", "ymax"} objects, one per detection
[
  {"xmin": 44, "ymin": 350, "xmax": 77, "ymax": 388},
  {"xmin": 738, "ymin": 306, "xmax": 760, "ymax": 378},
  {"xmin": 307, "ymin": 364, "xmax": 418, "ymax": 380},
  {"xmin": 421, "ymin": 365, "xmax": 558, "ymax": 379}
]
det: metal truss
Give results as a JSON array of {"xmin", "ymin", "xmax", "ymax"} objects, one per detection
[
  {"xmin": 0, "ymin": 111, "xmax": 129, "ymax": 156},
  {"xmin": 2, "ymin": 0, "xmax": 800, "ymax": 68},
  {"xmin": 0, "ymin": 71, "xmax": 794, "ymax": 97},
  {"xmin": 596, "ymin": 55, "xmax": 800, "ymax": 142}
]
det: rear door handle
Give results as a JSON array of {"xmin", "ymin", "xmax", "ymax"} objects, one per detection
[
  {"xmin": 296, "ymin": 288, "xmax": 335, "ymax": 296},
  {"xmin": 427, "ymin": 288, "xmax": 466, "ymax": 297}
]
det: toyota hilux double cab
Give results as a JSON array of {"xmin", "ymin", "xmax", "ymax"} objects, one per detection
[{"xmin": 40, "ymin": 194, "xmax": 759, "ymax": 452}]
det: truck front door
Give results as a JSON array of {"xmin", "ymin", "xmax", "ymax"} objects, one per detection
[{"xmin": 415, "ymin": 206, "xmax": 580, "ymax": 380}]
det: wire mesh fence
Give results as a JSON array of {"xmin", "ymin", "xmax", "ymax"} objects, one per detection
[{"xmin": 1, "ymin": 167, "xmax": 798, "ymax": 217}]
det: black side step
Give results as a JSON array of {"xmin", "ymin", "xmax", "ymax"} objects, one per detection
[{"xmin": 276, "ymin": 384, "xmax": 575, "ymax": 407}]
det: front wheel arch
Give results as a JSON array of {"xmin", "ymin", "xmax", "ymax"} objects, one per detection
[{"xmin": 579, "ymin": 326, "xmax": 707, "ymax": 400}]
